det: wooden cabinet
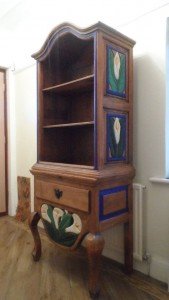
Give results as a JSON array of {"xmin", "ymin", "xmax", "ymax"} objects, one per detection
[{"xmin": 29, "ymin": 22, "xmax": 135, "ymax": 297}]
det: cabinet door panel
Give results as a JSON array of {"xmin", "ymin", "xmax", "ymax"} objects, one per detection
[{"xmin": 0, "ymin": 71, "xmax": 6, "ymax": 214}]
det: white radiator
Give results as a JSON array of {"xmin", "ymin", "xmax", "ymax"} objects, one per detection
[
  {"xmin": 103, "ymin": 183, "xmax": 146, "ymax": 263},
  {"xmin": 133, "ymin": 183, "xmax": 146, "ymax": 262}
]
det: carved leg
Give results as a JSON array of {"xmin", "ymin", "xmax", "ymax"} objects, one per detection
[
  {"xmin": 124, "ymin": 219, "xmax": 133, "ymax": 274},
  {"xmin": 28, "ymin": 212, "xmax": 41, "ymax": 262},
  {"xmin": 85, "ymin": 233, "xmax": 105, "ymax": 298}
]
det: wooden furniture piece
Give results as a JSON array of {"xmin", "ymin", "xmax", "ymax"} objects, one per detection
[
  {"xmin": 0, "ymin": 68, "xmax": 8, "ymax": 216},
  {"xmin": 29, "ymin": 22, "xmax": 135, "ymax": 297}
]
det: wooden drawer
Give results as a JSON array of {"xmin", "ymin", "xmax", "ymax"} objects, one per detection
[{"xmin": 35, "ymin": 180, "xmax": 90, "ymax": 212}]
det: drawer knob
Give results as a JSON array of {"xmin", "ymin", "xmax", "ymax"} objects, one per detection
[{"xmin": 54, "ymin": 189, "xmax": 63, "ymax": 199}]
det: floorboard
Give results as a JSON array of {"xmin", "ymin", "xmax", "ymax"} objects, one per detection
[{"xmin": 0, "ymin": 216, "xmax": 168, "ymax": 300}]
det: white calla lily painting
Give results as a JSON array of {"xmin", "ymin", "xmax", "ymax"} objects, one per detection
[
  {"xmin": 107, "ymin": 46, "xmax": 126, "ymax": 98},
  {"xmin": 107, "ymin": 113, "xmax": 127, "ymax": 161},
  {"xmin": 41, "ymin": 204, "xmax": 82, "ymax": 247}
]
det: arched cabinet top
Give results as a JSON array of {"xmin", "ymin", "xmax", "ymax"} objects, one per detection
[{"xmin": 32, "ymin": 21, "xmax": 135, "ymax": 61}]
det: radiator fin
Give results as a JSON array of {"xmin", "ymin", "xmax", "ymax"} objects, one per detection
[{"xmin": 133, "ymin": 183, "xmax": 145, "ymax": 261}]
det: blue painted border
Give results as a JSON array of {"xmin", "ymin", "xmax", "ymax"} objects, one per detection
[
  {"xmin": 106, "ymin": 112, "xmax": 127, "ymax": 162},
  {"xmin": 99, "ymin": 185, "xmax": 128, "ymax": 221},
  {"xmin": 106, "ymin": 45, "xmax": 126, "ymax": 99}
]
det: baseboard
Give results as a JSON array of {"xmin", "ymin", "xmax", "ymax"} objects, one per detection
[
  {"xmin": 0, "ymin": 212, "xmax": 8, "ymax": 217},
  {"xmin": 149, "ymin": 256, "xmax": 169, "ymax": 285},
  {"xmin": 103, "ymin": 246, "xmax": 169, "ymax": 285}
]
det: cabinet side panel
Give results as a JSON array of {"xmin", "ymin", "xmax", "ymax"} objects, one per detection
[
  {"xmin": 99, "ymin": 32, "xmax": 134, "ymax": 166},
  {"xmin": 37, "ymin": 62, "xmax": 44, "ymax": 162},
  {"xmin": 96, "ymin": 32, "xmax": 105, "ymax": 169}
]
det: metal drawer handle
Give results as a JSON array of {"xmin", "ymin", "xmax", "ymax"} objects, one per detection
[{"xmin": 54, "ymin": 189, "xmax": 63, "ymax": 199}]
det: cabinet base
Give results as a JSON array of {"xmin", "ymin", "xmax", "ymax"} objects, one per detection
[{"xmin": 29, "ymin": 212, "xmax": 133, "ymax": 296}]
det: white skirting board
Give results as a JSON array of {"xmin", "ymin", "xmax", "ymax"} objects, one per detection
[{"xmin": 103, "ymin": 232, "xmax": 169, "ymax": 286}]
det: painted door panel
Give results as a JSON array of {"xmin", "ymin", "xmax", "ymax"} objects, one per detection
[{"xmin": 0, "ymin": 71, "xmax": 6, "ymax": 214}]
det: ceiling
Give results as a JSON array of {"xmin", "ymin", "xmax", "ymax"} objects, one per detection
[
  {"xmin": 0, "ymin": 0, "xmax": 22, "ymax": 20},
  {"xmin": 0, "ymin": 0, "xmax": 168, "ymax": 69},
  {"xmin": 0, "ymin": 0, "xmax": 168, "ymax": 31}
]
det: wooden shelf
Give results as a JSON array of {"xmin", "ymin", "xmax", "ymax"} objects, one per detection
[
  {"xmin": 38, "ymin": 33, "xmax": 95, "ymax": 166},
  {"xmin": 39, "ymin": 161, "xmax": 94, "ymax": 169},
  {"xmin": 43, "ymin": 121, "xmax": 94, "ymax": 129},
  {"xmin": 42, "ymin": 74, "xmax": 94, "ymax": 95}
]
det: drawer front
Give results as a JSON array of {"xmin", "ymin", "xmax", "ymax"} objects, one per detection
[
  {"xmin": 99, "ymin": 185, "xmax": 128, "ymax": 221},
  {"xmin": 35, "ymin": 180, "xmax": 89, "ymax": 212}
]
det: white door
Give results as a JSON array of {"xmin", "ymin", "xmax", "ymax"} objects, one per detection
[{"xmin": 0, "ymin": 69, "xmax": 7, "ymax": 215}]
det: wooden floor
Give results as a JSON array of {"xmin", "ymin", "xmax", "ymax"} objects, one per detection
[{"xmin": 0, "ymin": 216, "xmax": 168, "ymax": 300}]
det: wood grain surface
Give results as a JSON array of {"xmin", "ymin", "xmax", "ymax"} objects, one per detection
[
  {"xmin": 35, "ymin": 179, "xmax": 89, "ymax": 212},
  {"xmin": 103, "ymin": 190, "xmax": 126, "ymax": 215},
  {"xmin": 0, "ymin": 216, "xmax": 168, "ymax": 300},
  {"xmin": 0, "ymin": 70, "xmax": 7, "ymax": 214}
]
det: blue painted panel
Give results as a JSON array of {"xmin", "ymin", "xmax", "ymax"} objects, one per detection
[{"xmin": 99, "ymin": 185, "xmax": 128, "ymax": 221}]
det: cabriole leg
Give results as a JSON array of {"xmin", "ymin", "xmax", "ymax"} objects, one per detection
[
  {"xmin": 85, "ymin": 233, "xmax": 105, "ymax": 298},
  {"xmin": 29, "ymin": 212, "xmax": 41, "ymax": 261},
  {"xmin": 124, "ymin": 219, "xmax": 133, "ymax": 274}
]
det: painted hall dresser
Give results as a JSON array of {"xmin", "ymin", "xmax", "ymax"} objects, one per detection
[{"xmin": 29, "ymin": 22, "xmax": 135, "ymax": 297}]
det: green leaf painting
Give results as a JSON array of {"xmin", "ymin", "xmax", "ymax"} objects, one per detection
[
  {"xmin": 107, "ymin": 46, "xmax": 126, "ymax": 98},
  {"xmin": 41, "ymin": 204, "xmax": 82, "ymax": 247},
  {"xmin": 107, "ymin": 114, "xmax": 126, "ymax": 161}
]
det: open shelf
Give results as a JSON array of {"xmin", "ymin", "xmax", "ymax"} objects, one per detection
[
  {"xmin": 43, "ymin": 90, "xmax": 94, "ymax": 126},
  {"xmin": 38, "ymin": 32, "xmax": 95, "ymax": 166},
  {"xmin": 43, "ymin": 121, "xmax": 94, "ymax": 129},
  {"xmin": 40, "ymin": 125, "xmax": 94, "ymax": 166},
  {"xmin": 42, "ymin": 74, "xmax": 94, "ymax": 95},
  {"xmin": 42, "ymin": 33, "xmax": 94, "ymax": 88}
]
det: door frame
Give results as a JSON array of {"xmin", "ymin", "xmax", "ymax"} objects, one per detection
[{"xmin": 0, "ymin": 67, "xmax": 8, "ymax": 216}]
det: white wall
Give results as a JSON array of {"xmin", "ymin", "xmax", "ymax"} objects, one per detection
[
  {"xmin": 7, "ymin": 69, "xmax": 18, "ymax": 216},
  {"xmin": 119, "ymin": 7, "xmax": 169, "ymax": 283},
  {"xmin": 2, "ymin": 0, "xmax": 169, "ymax": 285},
  {"xmin": 102, "ymin": 6, "xmax": 169, "ymax": 284},
  {"xmin": 14, "ymin": 64, "xmax": 37, "ymax": 212}
]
